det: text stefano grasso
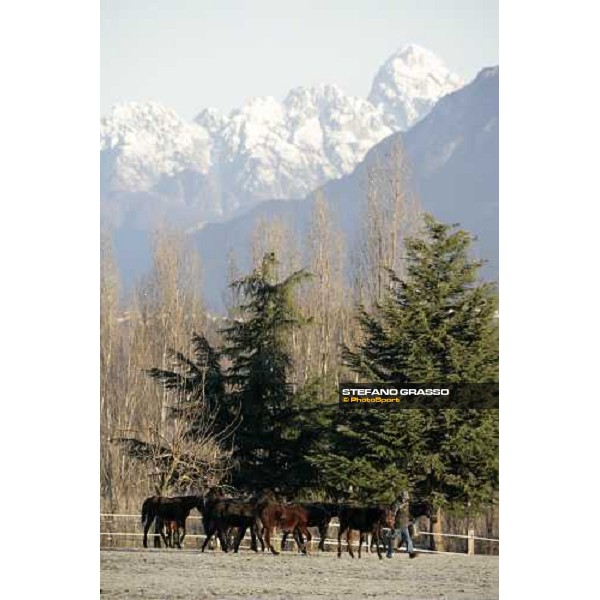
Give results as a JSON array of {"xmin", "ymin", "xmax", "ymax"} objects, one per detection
[
  {"xmin": 341, "ymin": 388, "xmax": 450, "ymax": 396},
  {"xmin": 338, "ymin": 383, "xmax": 499, "ymax": 409}
]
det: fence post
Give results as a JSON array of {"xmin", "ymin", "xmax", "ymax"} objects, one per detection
[
  {"xmin": 467, "ymin": 528, "xmax": 475, "ymax": 556},
  {"xmin": 432, "ymin": 507, "xmax": 444, "ymax": 552}
]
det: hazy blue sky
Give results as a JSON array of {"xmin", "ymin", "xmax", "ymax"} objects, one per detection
[{"xmin": 101, "ymin": 0, "xmax": 498, "ymax": 119}]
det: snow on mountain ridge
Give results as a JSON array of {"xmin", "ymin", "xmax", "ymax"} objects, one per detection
[
  {"xmin": 101, "ymin": 45, "xmax": 464, "ymax": 221},
  {"xmin": 101, "ymin": 101, "xmax": 213, "ymax": 192},
  {"xmin": 368, "ymin": 44, "xmax": 465, "ymax": 130}
]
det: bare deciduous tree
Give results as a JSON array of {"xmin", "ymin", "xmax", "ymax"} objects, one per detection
[
  {"xmin": 100, "ymin": 227, "xmax": 222, "ymax": 512},
  {"xmin": 354, "ymin": 139, "xmax": 421, "ymax": 306},
  {"xmin": 115, "ymin": 402, "xmax": 235, "ymax": 496}
]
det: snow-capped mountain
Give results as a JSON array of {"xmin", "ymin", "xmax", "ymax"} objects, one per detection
[
  {"xmin": 368, "ymin": 44, "xmax": 464, "ymax": 130},
  {"xmin": 109, "ymin": 66, "xmax": 498, "ymax": 310},
  {"xmin": 190, "ymin": 66, "xmax": 498, "ymax": 310},
  {"xmin": 101, "ymin": 44, "xmax": 463, "ymax": 226},
  {"xmin": 100, "ymin": 102, "xmax": 212, "ymax": 192},
  {"xmin": 193, "ymin": 83, "xmax": 393, "ymax": 213}
]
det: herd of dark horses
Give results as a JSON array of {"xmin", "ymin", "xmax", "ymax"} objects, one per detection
[{"xmin": 141, "ymin": 490, "xmax": 436, "ymax": 559}]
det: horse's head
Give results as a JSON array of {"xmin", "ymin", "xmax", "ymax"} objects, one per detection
[
  {"xmin": 256, "ymin": 489, "xmax": 275, "ymax": 504},
  {"xmin": 206, "ymin": 487, "xmax": 224, "ymax": 500},
  {"xmin": 382, "ymin": 506, "xmax": 397, "ymax": 529},
  {"xmin": 411, "ymin": 500, "xmax": 437, "ymax": 523}
]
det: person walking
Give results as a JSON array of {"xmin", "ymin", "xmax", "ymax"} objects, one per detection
[{"xmin": 386, "ymin": 490, "xmax": 417, "ymax": 558}]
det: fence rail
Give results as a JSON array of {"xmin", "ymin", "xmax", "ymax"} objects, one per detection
[
  {"xmin": 100, "ymin": 513, "xmax": 498, "ymax": 556},
  {"xmin": 416, "ymin": 531, "xmax": 499, "ymax": 542}
]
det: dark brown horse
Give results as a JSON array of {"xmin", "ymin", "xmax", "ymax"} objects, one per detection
[
  {"xmin": 313, "ymin": 502, "xmax": 346, "ymax": 518},
  {"xmin": 409, "ymin": 500, "xmax": 437, "ymax": 524},
  {"xmin": 230, "ymin": 501, "xmax": 267, "ymax": 553},
  {"xmin": 141, "ymin": 495, "xmax": 203, "ymax": 549},
  {"xmin": 280, "ymin": 503, "xmax": 334, "ymax": 552},
  {"xmin": 200, "ymin": 496, "xmax": 265, "ymax": 553},
  {"xmin": 254, "ymin": 493, "xmax": 312, "ymax": 555},
  {"xmin": 337, "ymin": 504, "xmax": 396, "ymax": 559}
]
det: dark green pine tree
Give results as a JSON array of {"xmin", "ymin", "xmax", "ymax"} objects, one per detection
[
  {"xmin": 145, "ymin": 332, "xmax": 231, "ymax": 436},
  {"xmin": 221, "ymin": 252, "xmax": 312, "ymax": 493},
  {"xmin": 117, "ymin": 333, "xmax": 235, "ymax": 494},
  {"xmin": 312, "ymin": 215, "xmax": 499, "ymax": 510},
  {"xmin": 345, "ymin": 213, "xmax": 498, "ymax": 383}
]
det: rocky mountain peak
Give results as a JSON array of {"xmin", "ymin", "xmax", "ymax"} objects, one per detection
[{"xmin": 368, "ymin": 43, "xmax": 464, "ymax": 130}]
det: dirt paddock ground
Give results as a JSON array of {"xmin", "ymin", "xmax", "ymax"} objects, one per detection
[{"xmin": 100, "ymin": 548, "xmax": 498, "ymax": 600}]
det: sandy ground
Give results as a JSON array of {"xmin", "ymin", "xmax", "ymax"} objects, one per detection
[{"xmin": 100, "ymin": 548, "xmax": 498, "ymax": 600}]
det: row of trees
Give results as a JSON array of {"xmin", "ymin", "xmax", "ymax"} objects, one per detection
[{"xmin": 100, "ymin": 145, "xmax": 498, "ymax": 545}]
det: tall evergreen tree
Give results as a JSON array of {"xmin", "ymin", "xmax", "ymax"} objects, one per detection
[
  {"xmin": 221, "ymin": 252, "xmax": 313, "ymax": 492},
  {"xmin": 145, "ymin": 332, "xmax": 231, "ymax": 436},
  {"xmin": 345, "ymin": 214, "xmax": 498, "ymax": 383},
  {"xmin": 312, "ymin": 215, "xmax": 498, "ymax": 510}
]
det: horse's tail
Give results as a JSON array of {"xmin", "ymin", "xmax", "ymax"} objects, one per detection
[{"xmin": 141, "ymin": 497, "xmax": 151, "ymax": 525}]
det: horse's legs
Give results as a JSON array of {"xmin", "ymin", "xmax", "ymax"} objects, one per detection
[
  {"xmin": 358, "ymin": 531, "xmax": 363, "ymax": 558},
  {"xmin": 300, "ymin": 527, "xmax": 311, "ymax": 554},
  {"xmin": 291, "ymin": 528, "xmax": 306, "ymax": 553},
  {"xmin": 369, "ymin": 531, "xmax": 376, "ymax": 552},
  {"xmin": 201, "ymin": 522, "xmax": 214, "ymax": 552},
  {"xmin": 154, "ymin": 518, "xmax": 164, "ymax": 548},
  {"xmin": 217, "ymin": 527, "xmax": 229, "ymax": 552},
  {"xmin": 252, "ymin": 521, "xmax": 266, "ymax": 552},
  {"xmin": 347, "ymin": 528, "xmax": 354, "ymax": 559},
  {"xmin": 234, "ymin": 525, "xmax": 247, "ymax": 552},
  {"xmin": 173, "ymin": 526, "xmax": 181, "ymax": 549},
  {"xmin": 318, "ymin": 521, "xmax": 328, "ymax": 552},
  {"xmin": 249, "ymin": 525, "xmax": 258, "ymax": 552},
  {"xmin": 291, "ymin": 528, "xmax": 303, "ymax": 554},
  {"xmin": 232, "ymin": 526, "xmax": 241, "ymax": 552},
  {"xmin": 374, "ymin": 527, "xmax": 383, "ymax": 559},
  {"xmin": 143, "ymin": 516, "xmax": 152, "ymax": 549},
  {"xmin": 368, "ymin": 533, "xmax": 385, "ymax": 551},
  {"xmin": 165, "ymin": 520, "xmax": 174, "ymax": 548},
  {"xmin": 178, "ymin": 519, "xmax": 186, "ymax": 546},
  {"xmin": 258, "ymin": 527, "xmax": 266, "ymax": 552},
  {"xmin": 225, "ymin": 527, "xmax": 235, "ymax": 551},
  {"xmin": 337, "ymin": 524, "xmax": 346, "ymax": 557},
  {"xmin": 280, "ymin": 531, "xmax": 289, "ymax": 552},
  {"xmin": 202, "ymin": 520, "xmax": 229, "ymax": 552},
  {"xmin": 160, "ymin": 520, "xmax": 171, "ymax": 548},
  {"xmin": 264, "ymin": 526, "xmax": 279, "ymax": 555},
  {"xmin": 299, "ymin": 525, "xmax": 311, "ymax": 555}
]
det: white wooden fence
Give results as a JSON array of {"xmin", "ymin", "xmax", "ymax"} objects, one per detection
[{"xmin": 100, "ymin": 513, "xmax": 498, "ymax": 556}]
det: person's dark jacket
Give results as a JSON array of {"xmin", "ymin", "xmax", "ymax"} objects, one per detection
[{"xmin": 393, "ymin": 500, "xmax": 411, "ymax": 529}]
